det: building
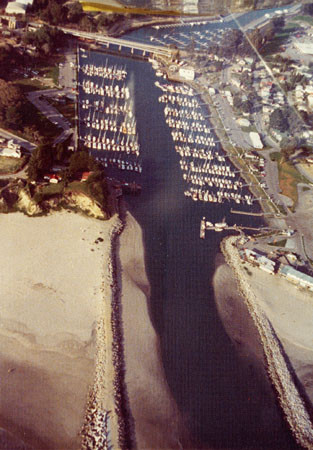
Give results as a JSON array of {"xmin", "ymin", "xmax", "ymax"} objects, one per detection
[
  {"xmin": 8, "ymin": 16, "xmax": 24, "ymax": 29},
  {"xmin": 244, "ymin": 249, "xmax": 276, "ymax": 274},
  {"xmin": 5, "ymin": 0, "xmax": 32, "ymax": 14},
  {"xmin": 0, "ymin": 147, "xmax": 21, "ymax": 158},
  {"xmin": 81, "ymin": 171, "xmax": 92, "ymax": 182},
  {"xmin": 178, "ymin": 67, "xmax": 195, "ymax": 81},
  {"xmin": 249, "ymin": 132, "xmax": 263, "ymax": 149},
  {"xmin": 237, "ymin": 118, "xmax": 250, "ymax": 127},
  {"xmin": 5, "ymin": 2, "xmax": 27, "ymax": 14},
  {"xmin": 294, "ymin": 42, "xmax": 313, "ymax": 55},
  {"xmin": 279, "ymin": 265, "xmax": 313, "ymax": 290}
]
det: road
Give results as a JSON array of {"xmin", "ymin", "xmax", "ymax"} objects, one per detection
[
  {"xmin": 211, "ymin": 91, "xmax": 252, "ymax": 150},
  {"xmin": 59, "ymin": 49, "xmax": 77, "ymax": 93}
]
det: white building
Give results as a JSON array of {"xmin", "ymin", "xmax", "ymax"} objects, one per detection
[
  {"xmin": 249, "ymin": 132, "xmax": 263, "ymax": 149},
  {"xmin": 5, "ymin": 1, "xmax": 27, "ymax": 14},
  {"xmin": 237, "ymin": 118, "xmax": 250, "ymax": 127},
  {"xmin": 0, "ymin": 147, "xmax": 21, "ymax": 158},
  {"xmin": 178, "ymin": 67, "xmax": 195, "ymax": 81},
  {"xmin": 308, "ymin": 94, "xmax": 313, "ymax": 109},
  {"xmin": 279, "ymin": 265, "xmax": 313, "ymax": 290},
  {"xmin": 294, "ymin": 42, "xmax": 313, "ymax": 55}
]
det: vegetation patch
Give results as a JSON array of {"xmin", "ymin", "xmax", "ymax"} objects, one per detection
[
  {"xmin": 292, "ymin": 15, "xmax": 313, "ymax": 25},
  {"xmin": 0, "ymin": 156, "xmax": 28, "ymax": 174},
  {"xmin": 269, "ymin": 151, "xmax": 281, "ymax": 162},
  {"xmin": 47, "ymin": 66, "xmax": 59, "ymax": 86},
  {"xmin": 13, "ymin": 78, "xmax": 49, "ymax": 92},
  {"xmin": 276, "ymin": 156, "xmax": 308, "ymax": 207},
  {"xmin": 269, "ymin": 238, "xmax": 287, "ymax": 247}
]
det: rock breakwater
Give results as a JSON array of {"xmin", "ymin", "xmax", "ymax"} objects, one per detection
[
  {"xmin": 221, "ymin": 235, "xmax": 313, "ymax": 449},
  {"xmin": 81, "ymin": 212, "xmax": 132, "ymax": 449}
]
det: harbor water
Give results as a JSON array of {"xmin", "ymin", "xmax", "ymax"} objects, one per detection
[{"xmin": 77, "ymin": 16, "xmax": 301, "ymax": 446}]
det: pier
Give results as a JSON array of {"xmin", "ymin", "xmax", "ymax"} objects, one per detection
[
  {"xmin": 230, "ymin": 209, "xmax": 264, "ymax": 217},
  {"xmin": 200, "ymin": 217, "xmax": 271, "ymax": 238}
]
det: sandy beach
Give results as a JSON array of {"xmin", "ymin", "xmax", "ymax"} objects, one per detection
[
  {"xmin": 0, "ymin": 211, "xmax": 115, "ymax": 449},
  {"xmin": 118, "ymin": 211, "xmax": 185, "ymax": 449},
  {"xmin": 0, "ymin": 208, "xmax": 186, "ymax": 449}
]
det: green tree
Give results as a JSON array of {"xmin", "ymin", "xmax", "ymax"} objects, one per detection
[
  {"xmin": 5, "ymin": 105, "xmax": 23, "ymax": 129},
  {"xmin": 24, "ymin": 25, "xmax": 66, "ymax": 53},
  {"xmin": 0, "ymin": 79, "xmax": 25, "ymax": 128},
  {"xmin": 303, "ymin": 3, "xmax": 313, "ymax": 15},
  {"xmin": 68, "ymin": 150, "xmax": 90, "ymax": 176},
  {"xmin": 27, "ymin": 144, "xmax": 54, "ymax": 180},
  {"xmin": 79, "ymin": 15, "xmax": 96, "ymax": 32},
  {"xmin": 269, "ymin": 108, "xmax": 288, "ymax": 133},
  {"xmin": 280, "ymin": 136, "xmax": 298, "ymax": 160},
  {"xmin": 67, "ymin": 2, "xmax": 83, "ymax": 23}
]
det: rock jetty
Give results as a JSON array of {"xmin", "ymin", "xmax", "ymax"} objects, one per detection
[{"xmin": 221, "ymin": 235, "xmax": 313, "ymax": 449}]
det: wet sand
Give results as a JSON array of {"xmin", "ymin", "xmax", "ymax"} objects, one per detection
[{"xmin": 118, "ymin": 211, "xmax": 185, "ymax": 449}]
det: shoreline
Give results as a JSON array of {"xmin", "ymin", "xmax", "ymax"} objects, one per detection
[{"xmin": 221, "ymin": 234, "xmax": 313, "ymax": 449}]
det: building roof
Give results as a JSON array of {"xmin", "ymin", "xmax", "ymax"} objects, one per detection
[
  {"xmin": 249, "ymin": 132, "xmax": 263, "ymax": 149},
  {"xmin": 5, "ymin": 1, "xmax": 27, "ymax": 13},
  {"xmin": 295, "ymin": 42, "xmax": 313, "ymax": 55},
  {"xmin": 280, "ymin": 265, "xmax": 313, "ymax": 286}
]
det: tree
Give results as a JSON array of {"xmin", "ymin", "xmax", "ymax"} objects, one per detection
[
  {"xmin": 0, "ymin": 79, "xmax": 25, "ymax": 129},
  {"xmin": 67, "ymin": 2, "xmax": 83, "ymax": 23},
  {"xmin": 273, "ymin": 16, "xmax": 285, "ymax": 30},
  {"xmin": 55, "ymin": 141, "xmax": 69, "ymax": 162},
  {"xmin": 68, "ymin": 150, "xmax": 90, "ymax": 176},
  {"xmin": 24, "ymin": 25, "xmax": 67, "ymax": 54},
  {"xmin": 96, "ymin": 13, "xmax": 110, "ymax": 29},
  {"xmin": 5, "ymin": 105, "xmax": 23, "ymax": 129},
  {"xmin": 79, "ymin": 15, "xmax": 96, "ymax": 32},
  {"xmin": 303, "ymin": 3, "xmax": 313, "ymax": 15},
  {"xmin": 269, "ymin": 108, "xmax": 289, "ymax": 133},
  {"xmin": 27, "ymin": 144, "xmax": 54, "ymax": 180},
  {"xmin": 280, "ymin": 136, "xmax": 298, "ymax": 160}
]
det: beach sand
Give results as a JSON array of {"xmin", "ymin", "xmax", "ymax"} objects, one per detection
[
  {"xmin": 0, "ymin": 211, "xmax": 114, "ymax": 449},
  {"xmin": 118, "ymin": 211, "xmax": 184, "ymax": 449}
]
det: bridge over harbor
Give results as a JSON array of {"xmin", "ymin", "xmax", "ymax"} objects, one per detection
[{"xmin": 62, "ymin": 28, "xmax": 173, "ymax": 58}]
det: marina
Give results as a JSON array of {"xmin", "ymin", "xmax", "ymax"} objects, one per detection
[
  {"xmin": 155, "ymin": 79, "xmax": 256, "ymax": 207},
  {"xmin": 75, "ymin": 15, "xmax": 299, "ymax": 446},
  {"xmin": 77, "ymin": 48, "xmax": 142, "ymax": 173}
]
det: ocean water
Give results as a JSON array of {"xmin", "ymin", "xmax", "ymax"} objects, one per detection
[{"xmin": 77, "ymin": 16, "xmax": 300, "ymax": 445}]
